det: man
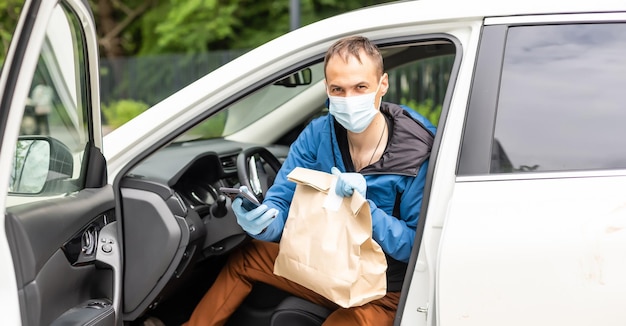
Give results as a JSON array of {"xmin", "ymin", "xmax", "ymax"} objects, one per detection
[{"xmin": 185, "ymin": 35, "xmax": 435, "ymax": 326}]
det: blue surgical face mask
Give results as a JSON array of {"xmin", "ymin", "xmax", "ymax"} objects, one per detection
[{"xmin": 328, "ymin": 77, "xmax": 383, "ymax": 133}]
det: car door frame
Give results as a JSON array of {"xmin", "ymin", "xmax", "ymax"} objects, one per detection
[{"xmin": 0, "ymin": 0, "xmax": 119, "ymax": 325}]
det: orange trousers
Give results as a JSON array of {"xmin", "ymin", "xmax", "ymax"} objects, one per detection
[{"xmin": 184, "ymin": 240, "xmax": 400, "ymax": 326}]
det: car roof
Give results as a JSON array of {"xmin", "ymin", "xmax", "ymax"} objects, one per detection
[{"xmin": 360, "ymin": 0, "xmax": 626, "ymax": 21}]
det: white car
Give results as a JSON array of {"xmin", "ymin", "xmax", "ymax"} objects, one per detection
[{"xmin": 2, "ymin": 0, "xmax": 626, "ymax": 325}]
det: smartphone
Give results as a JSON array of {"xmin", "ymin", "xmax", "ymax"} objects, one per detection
[{"xmin": 219, "ymin": 187, "xmax": 261, "ymax": 210}]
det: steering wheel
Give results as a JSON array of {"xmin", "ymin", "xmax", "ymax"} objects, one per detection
[{"xmin": 236, "ymin": 146, "xmax": 282, "ymax": 203}]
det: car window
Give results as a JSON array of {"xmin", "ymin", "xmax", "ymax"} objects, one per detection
[
  {"xmin": 7, "ymin": 3, "xmax": 90, "ymax": 206},
  {"xmin": 491, "ymin": 23, "xmax": 626, "ymax": 173},
  {"xmin": 178, "ymin": 63, "xmax": 325, "ymax": 141},
  {"xmin": 386, "ymin": 54, "xmax": 453, "ymax": 127},
  {"xmin": 177, "ymin": 41, "xmax": 454, "ymax": 144}
]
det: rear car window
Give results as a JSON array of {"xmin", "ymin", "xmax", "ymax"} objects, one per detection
[{"xmin": 491, "ymin": 23, "xmax": 626, "ymax": 173}]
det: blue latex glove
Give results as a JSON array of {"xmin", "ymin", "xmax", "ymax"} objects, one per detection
[
  {"xmin": 232, "ymin": 188, "xmax": 277, "ymax": 235},
  {"xmin": 331, "ymin": 166, "xmax": 366, "ymax": 198}
]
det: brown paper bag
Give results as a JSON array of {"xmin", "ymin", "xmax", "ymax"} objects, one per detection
[{"xmin": 273, "ymin": 167, "xmax": 387, "ymax": 308}]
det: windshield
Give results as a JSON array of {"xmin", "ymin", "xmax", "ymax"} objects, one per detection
[{"xmin": 178, "ymin": 62, "xmax": 325, "ymax": 141}]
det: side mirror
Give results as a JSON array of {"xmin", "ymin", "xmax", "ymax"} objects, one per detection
[
  {"xmin": 273, "ymin": 68, "xmax": 312, "ymax": 87},
  {"xmin": 9, "ymin": 136, "xmax": 74, "ymax": 194}
]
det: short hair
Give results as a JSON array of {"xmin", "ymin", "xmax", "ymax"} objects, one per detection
[{"xmin": 324, "ymin": 36, "xmax": 384, "ymax": 77}]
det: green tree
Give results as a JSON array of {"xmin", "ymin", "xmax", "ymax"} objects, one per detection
[
  {"xmin": 0, "ymin": 0, "xmax": 396, "ymax": 114},
  {"xmin": 91, "ymin": 0, "xmax": 156, "ymax": 86},
  {"xmin": 103, "ymin": 0, "xmax": 394, "ymax": 56},
  {"xmin": 0, "ymin": 0, "xmax": 25, "ymax": 67},
  {"xmin": 95, "ymin": 0, "xmax": 395, "ymax": 105},
  {"xmin": 1, "ymin": 0, "xmax": 393, "ymax": 67}
]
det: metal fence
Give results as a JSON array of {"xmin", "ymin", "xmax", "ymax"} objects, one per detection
[{"xmin": 100, "ymin": 50, "xmax": 247, "ymax": 106}]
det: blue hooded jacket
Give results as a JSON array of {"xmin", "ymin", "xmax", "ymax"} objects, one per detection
[{"xmin": 255, "ymin": 102, "xmax": 435, "ymax": 291}]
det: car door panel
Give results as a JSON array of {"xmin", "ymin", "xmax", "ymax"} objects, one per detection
[
  {"xmin": 0, "ymin": 1, "xmax": 118, "ymax": 324},
  {"xmin": 6, "ymin": 186, "xmax": 115, "ymax": 325},
  {"xmin": 49, "ymin": 298, "xmax": 115, "ymax": 326},
  {"xmin": 439, "ymin": 176, "xmax": 626, "ymax": 325}
]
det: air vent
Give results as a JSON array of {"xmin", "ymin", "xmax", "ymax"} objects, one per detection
[{"xmin": 220, "ymin": 154, "xmax": 237, "ymax": 171}]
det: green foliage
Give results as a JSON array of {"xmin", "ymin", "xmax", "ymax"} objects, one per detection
[
  {"xmin": 0, "ymin": 0, "xmax": 24, "ymax": 65},
  {"xmin": 401, "ymin": 98, "xmax": 441, "ymax": 127},
  {"xmin": 100, "ymin": 99, "xmax": 228, "ymax": 137},
  {"xmin": 101, "ymin": 99, "xmax": 149, "ymax": 128},
  {"xmin": 0, "ymin": 0, "xmax": 406, "ymax": 130},
  {"xmin": 140, "ymin": 0, "xmax": 240, "ymax": 54},
  {"xmin": 135, "ymin": 0, "xmax": 396, "ymax": 54},
  {"xmin": 1, "ymin": 0, "xmax": 397, "ymax": 64},
  {"xmin": 185, "ymin": 111, "xmax": 227, "ymax": 139}
]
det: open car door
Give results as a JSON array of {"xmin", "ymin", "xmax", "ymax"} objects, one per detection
[{"xmin": 0, "ymin": 1, "xmax": 119, "ymax": 325}]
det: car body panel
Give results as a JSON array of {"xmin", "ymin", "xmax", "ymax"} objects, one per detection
[
  {"xmin": 0, "ymin": 1, "xmax": 62, "ymax": 324},
  {"xmin": 441, "ymin": 174, "xmax": 626, "ymax": 325}
]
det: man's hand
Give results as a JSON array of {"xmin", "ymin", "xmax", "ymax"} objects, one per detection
[
  {"xmin": 331, "ymin": 166, "xmax": 366, "ymax": 198},
  {"xmin": 232, "ymin": 197, "xmax": 277, "ymax": 235}
]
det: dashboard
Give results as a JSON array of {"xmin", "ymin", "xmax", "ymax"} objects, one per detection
[
  {"xmin": 129, "ymin": 138, "xmax": 287, "ymax": 209},
  {"xmin": 118, "ymin": 138, "xmax": 288, "ymax": 318}
]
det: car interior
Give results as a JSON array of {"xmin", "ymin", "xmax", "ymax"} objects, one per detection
[
  {"xmin": 4, "ymin": 8, "xmax": 457, "ymax": 322},
  {"xmin": 119, "ymin": 39, "xmax": 457, "ymax": 325}
]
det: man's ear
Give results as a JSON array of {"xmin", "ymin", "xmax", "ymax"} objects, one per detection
[{"xmin": 380, "ymin": 73, "xmax": 389, "ymax": 96}]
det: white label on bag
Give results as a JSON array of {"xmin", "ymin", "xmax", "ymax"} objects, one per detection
[{"xmin": 323, "ymin": 178, "xmax": 343, "ymax": 211}]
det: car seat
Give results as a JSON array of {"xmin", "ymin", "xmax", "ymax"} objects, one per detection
[
  {"xmin": 226, "ymin": 283, "xmax": 331, "ymax": 326},
  {"xmin": 270, "ymin": 296, "xmax": 331, "ymax": 326}
]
